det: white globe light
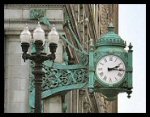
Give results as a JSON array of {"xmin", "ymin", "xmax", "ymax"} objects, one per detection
[
  {"xmin": 20, "ymin": 24, "xmax": 31, "ymax": 43},
  {"xmin": 48, "ymin": 25, "xmax": 59, "ymax": 44},
  {"xmin": 33, "ymin": 22, "xmax": 45, "ymax": 44}
]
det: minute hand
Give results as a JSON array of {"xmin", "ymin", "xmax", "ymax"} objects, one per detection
[{"xmin": 108, "ymin": 68, "xmax": 125, "ymax": 71}]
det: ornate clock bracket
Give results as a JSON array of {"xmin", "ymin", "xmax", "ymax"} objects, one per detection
[{"xmin": 29, "ymin": 10, "xmax": 133, "ymax": 111}]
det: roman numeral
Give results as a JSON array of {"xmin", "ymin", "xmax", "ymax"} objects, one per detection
[
  {"xmin": 100, "ymin": 63, "xmax": 104, "ymax": 65},
  {"xmin": 114, "ymin": 58, "xmax": 117, "ymax": 62},
  {"xmin": 118, "ymin": 63, "xmax": 122, "ymax": 66},
  {"xmin": 117, "ymin": 72, "xmax": 123, "ymax": 77},
  {"xmin": 103, "ymin": 76, "xmax": 107, "ymax": 80},
  {"xmin": 99, "ymin": 72, "xmax": 103, "ymax": 76},
  {"xmin": 109, "ymin": 56, "xmax": 113, "ymax": 61},
  {"xmin": 109, "ymin": 78, "xmax": 112, "ymax": 82},
  {"xmin": 104, "ymin": 58, "xmax": 107, "ymax": 62},
  {"xmin": 98, "ymin": 68, "xmax": 102, "ymax": 71}
]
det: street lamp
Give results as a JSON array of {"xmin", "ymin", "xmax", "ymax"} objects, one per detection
[{"xmin": 20, "ymin": 22, "xmax": 59, "ymax": 113}]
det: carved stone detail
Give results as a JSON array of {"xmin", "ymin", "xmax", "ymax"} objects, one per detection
[
  {"xmin": 63, "ymin": 4, "xmax": 118, "ymax": 113},
  {"xmin": 100, "ymin": 4, "xmax": 110, "ymax": 35}
]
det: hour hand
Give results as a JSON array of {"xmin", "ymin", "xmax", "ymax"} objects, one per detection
[
  {"xmin": 108, "ymin": 67, "xmax": 113, "ymax": 71},
  {"xmin": 108, "ymin": 67, "xmax": 125, "ymax": 71},
  {"xmin": 114, "ymin": 65, "xmax": 120, "ymax": 68}
]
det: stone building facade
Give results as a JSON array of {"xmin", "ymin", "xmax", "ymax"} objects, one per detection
[{"xmin": 4, "ymin": 4, "xmax": 118, "ymax": 113}]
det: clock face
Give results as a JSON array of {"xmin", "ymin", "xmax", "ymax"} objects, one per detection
[{"xmin": 96, "ymin": 55, "xmax": 126, "ymax": 86}]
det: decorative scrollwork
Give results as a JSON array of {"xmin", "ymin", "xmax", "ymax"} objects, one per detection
[
  {"xmin": 59, "ymin": 70, "xmax": 72, "ymax": 85},
  {"xmin": 30, "ymin": 9, "xmax": 46, "ymax": 20},
  {"xmin": 74, "ymin": 69, "xmax": 88, "ymax": 83},
  {"xmin": 41, "ymin": 64, "xmax": 88, "ymax": 92}
]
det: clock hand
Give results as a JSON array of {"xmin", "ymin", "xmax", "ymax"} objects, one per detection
[
  {"xmin": 117, "ymin": 68, "xmax": 125, "ymax": 71},
  {"xmin": 108, "ymin": 68, "xmax": 125, "ymax": 71},
  {"xmin": 108, "ymin": 67, "xmax": 113, "ymax": 71},
  {"xmin": 114, "ymin": 65, "xmax": 120, "ymax": 68},
  {"xmin": 108, "ymin": 65, "xmax": 120, "ymax": 71}
]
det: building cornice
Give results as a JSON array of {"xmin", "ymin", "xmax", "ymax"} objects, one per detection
[
  {"xmin": 4, "ymin": 19, "xmax": 64, "ymax": 24},
  {"xmin": 4, "ymin": 4, "xmax": 65, "ymax": 10}
]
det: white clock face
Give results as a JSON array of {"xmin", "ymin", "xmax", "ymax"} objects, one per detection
[{"xmin": 96, "ymin": 55, "xmax": 126, "ymax": 86}]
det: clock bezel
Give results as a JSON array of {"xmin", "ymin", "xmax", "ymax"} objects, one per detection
[{"xmin": 95, "ymin": 54, "xmax": 127, "ymax": 87}]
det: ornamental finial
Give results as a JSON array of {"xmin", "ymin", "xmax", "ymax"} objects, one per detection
[
  {"xmin": 24, "ymin": 23, "xmax": 29, "ymax": 30},
  {"xmin": 37, "ymin": 21, "xmax": 41, "ymax": 27},
  {"xmin": 128, "ymin": 43, "xmax": 133, "ymax": 50},
  {"xmin": 108, "ymin": 22, "xmax": 115, "ymax": 32}
]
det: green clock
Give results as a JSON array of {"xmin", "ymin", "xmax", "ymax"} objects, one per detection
[{"xmin": 95, "ymin": 55, "xmax": 126, "ymax": 86}]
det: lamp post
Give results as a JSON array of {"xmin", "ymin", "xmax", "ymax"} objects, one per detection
[{"xmin": 20, "ymin": 22, "xmax": 59, "ymax": 113}]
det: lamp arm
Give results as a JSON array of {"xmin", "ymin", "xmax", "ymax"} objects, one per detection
[
  {"xmin": 47, "ymin": 53, "xmax": 56, "ymax": 61},
  {"xmin": 22, "ymin": 53, "xmax": 33, "ymax": 62}
]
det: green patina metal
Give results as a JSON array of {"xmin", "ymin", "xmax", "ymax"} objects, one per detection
[
  {"xmin": 126, "ymin": 43, "xmax": 133, "ymax": 97},
  {"xmin": 29, "ymin": 41, "xmax": 88, "ymax": 110},
  {"xmin": 92, "ymin": 23, "xmax": 133, "ymax": 100},
  {"xmin": 30, "ymin": 9, "xmax": 46, "ymax": 20},
  {"xmin": 29, "ymin": 12, "xmax": 133, "ymax": 111},
  {"xmin": 96, "ymin": 23, "xmax": 126, "ymax": 48},
  {"xmin": 88, "ymin": 39, "xmax": 95, "ymax": 91},
  {"xmin": 29, "ymin": 60, "xmax": 88, "ymax": 109}
]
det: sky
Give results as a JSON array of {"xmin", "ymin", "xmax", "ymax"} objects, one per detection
[{"xmin": 118, "ymin": 4, "xmax": 146, "ymax": 113}]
